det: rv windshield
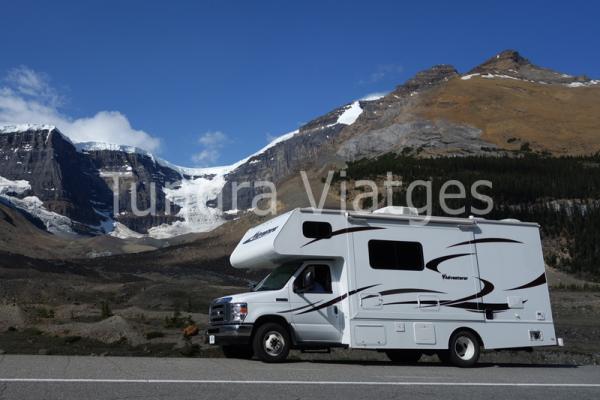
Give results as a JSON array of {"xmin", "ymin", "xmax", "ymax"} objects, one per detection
[{"xmin": 253, "ymin": 263, "xmax": 300, "ymax": 292}]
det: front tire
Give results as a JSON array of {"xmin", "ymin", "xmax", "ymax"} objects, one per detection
[
  {"xmin": 385, "ymin": 349, "xmax": 422, "ymax": 364},
  {"xmin": 252, "ymin": 322, "xmax": 291, "ymax": 363},
  {"xmin": 221, "ymin": 345, "xmax": 254, "ymax": 359},
  {"xmin": 446, "ymin": 330, "xmax": 480, "ymax": 367}
]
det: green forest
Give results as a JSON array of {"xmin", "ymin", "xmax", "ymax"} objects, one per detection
[{"xmin": 333, "ymin": 152, "xmax": 600, "ymax": 280}]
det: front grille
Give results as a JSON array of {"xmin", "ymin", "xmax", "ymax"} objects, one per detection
[{"xmin": 209, "ymin": 302, "xmax": 230, "ymax": 324}]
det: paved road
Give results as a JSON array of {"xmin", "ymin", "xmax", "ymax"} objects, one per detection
[{"xmin": 0, "ymin": 355, "xmax": 599, "ymax": 399}]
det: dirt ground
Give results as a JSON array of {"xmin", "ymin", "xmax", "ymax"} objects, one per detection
[{"xmin": 1, "ymin": 258, "xmax": 599, "ymax": 365}]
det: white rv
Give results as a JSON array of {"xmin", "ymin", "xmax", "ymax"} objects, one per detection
[{"xmin": 206, "ymin": 207, "xmax": 560, "ymax": 367}]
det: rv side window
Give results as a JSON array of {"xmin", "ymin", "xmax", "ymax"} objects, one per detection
[
  {"xmin": 368, "ymin": 240, "xmax": 424, "ymax": 271},
  {"xmin": 302, "ymin": 221, "xmax": 332, "ymax": 239}
]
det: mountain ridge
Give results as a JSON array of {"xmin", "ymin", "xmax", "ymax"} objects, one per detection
[{"xmin": 1, "ymin": 49, "xmax": 599, "ymax": 245}]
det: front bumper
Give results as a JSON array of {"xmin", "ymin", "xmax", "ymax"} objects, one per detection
[{"xmin": 205, "ymin": 323, "xmax": 253, "ymax": 346}]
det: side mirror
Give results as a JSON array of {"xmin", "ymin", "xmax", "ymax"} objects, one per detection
[{"xmin": 294, "ymin": 270, "xmax": 314, "ymax": 294}]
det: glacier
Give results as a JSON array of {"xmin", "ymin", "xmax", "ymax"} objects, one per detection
[
  {"xmin": 2, "ymin": 95, "xmax": 372, "ymax": 239},
  {"xmin": 0, "ymin": 176, "xmax": 75, "ymax": 234}
]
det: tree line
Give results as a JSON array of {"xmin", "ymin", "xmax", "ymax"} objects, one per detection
[{"xmin": 334, "ymin": 152, "xmax": 600, "ymax": 280}]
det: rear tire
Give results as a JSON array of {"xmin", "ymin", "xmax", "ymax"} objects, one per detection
[
  {"xmin": 221, "ymin": 345, "xmax": 254, "ymax": 359},
  {"xmin": 385, "ymin": 349, "xmax": 422, "ymax": 364},
  {"xmin": 252, "ymin": 322, "xmax": 291, "ymax": 363},
  {"xmin": 446, "ymin": 330, "xmax": 480, "ymax": 367}
]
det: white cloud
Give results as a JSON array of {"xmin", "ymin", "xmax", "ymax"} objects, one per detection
[
  {"xmin": 192, "ymin": 131, "xmax": 229, "ymax": 166},
  {"xmin": 198, "ymin": 131, "xmax": 228, "ymax": 147},
  {"xmin": 0, "ymin": 66, "xmax": 161, "ymax": 152},
  {"xmin": 69, "ymin": 111, "xmax": 161, "ymax": 150},
  {"xmin": 5, "ymin": 66, "xmax": 63, "ymax": 107}
]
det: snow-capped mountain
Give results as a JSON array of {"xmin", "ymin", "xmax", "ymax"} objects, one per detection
[
  {"xmin": 0, "ymin": 98, "xmax": 374, "ymax": 238},
  {"xmin": 1, "ymin": 50, "xmax": 599, "ymax": 239},
  {"xmin": 0, "ymin": 125, "xmax": 114, "ymax": 234},
  {"xmin": 81, "ymin": 96, "xmax": 372, "ymax": 238}
]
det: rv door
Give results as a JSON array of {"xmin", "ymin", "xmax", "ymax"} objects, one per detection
[{"xmin": 288, "ymin": 263, "xmax": 343, "ymax": 343}]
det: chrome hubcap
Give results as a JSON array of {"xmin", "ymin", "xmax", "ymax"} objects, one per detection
[
  {"xmin": 454, "ymin": 336, "xmax": 475, "ymax": 360},
  {"xmin": 263, "ymin": 331, "xmax": 285, "ymax": 357}
]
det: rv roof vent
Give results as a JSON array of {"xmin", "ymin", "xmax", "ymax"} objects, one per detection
[
  {"xmin": 372, "ymin": 206, "xmax": 419, "ymax": 216},
  {"xmin": 501, "ymin": 218, "xmax": 521, "ymax": 223}
]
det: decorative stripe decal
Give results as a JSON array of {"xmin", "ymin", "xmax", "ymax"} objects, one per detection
[
  {"xmin": 295, "ymin": 284, "xmax": 380, "ymax": 315},
  {"xmin": 439, "ymin": 278, "xmax": 494, "ymax": 306},
  {"xmin": 385, "ymin": 278, "xmax": 495, "ymax": 308},
  {"xmin": 362, "ymin": 288, "xmax": 445, "ymax": 300},
  {"xmin": 383, "ymin": 299, "xmax": 528, "ymax": 314},
  {"xmin": 277, "ymin": 300, "xmax": 323, "ymax": 314},
  {"xmin": 450, "ymin": 299, "xmax": 528, "ymax": 313},
  {"xmin": 506, "ymin": 273, "xmax": 547, "ymax": 291},
  {"xmin": 425, "ymin": 253, "xmax": 473, "ymax": 273},
  {"xmin": 447, "ymin": 238, "xmax": 523, "ymax": 248},
  {"xmin": 382, "ymin": 300, "xmax": 418, "ymax": 306},
  {"xmin": 301, "ymin": 226, "xmax": 384, "ymax": 247}
]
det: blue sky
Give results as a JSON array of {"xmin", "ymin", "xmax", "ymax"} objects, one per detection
[{"xmin": 1, "ymin": 0, "xmax": 599, "ymax": 167}]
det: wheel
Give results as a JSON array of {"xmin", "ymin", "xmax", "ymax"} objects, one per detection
[
  {"xmin": 447, "ymin": 330, "xmax": 480, "ymax": 367},
  {"xmin": 252, "ymin": 322, "xmax": 291, "ymax": 363},
  {"xmin": 385, "ymin": 349, "xmax": 422, "ymax": 364},
  {"xmin": 221, "ymin": 345, "xmax": 254, "ymax": 359}
]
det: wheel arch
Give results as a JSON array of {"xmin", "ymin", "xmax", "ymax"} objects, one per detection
[
  {"xmin": 251, "ymin": 315, "xmax": 297, "ymax": 344},
  {"xmin": 449, "ymin": 327, "xmax": 484, "ymax": 349}
]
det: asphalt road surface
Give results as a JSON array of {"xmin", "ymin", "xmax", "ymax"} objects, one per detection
[{"xmin": 0, "ymin": 355, "xmax": 599, "ymax": 399}]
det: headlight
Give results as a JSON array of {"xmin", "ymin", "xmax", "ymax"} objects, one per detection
[{"xmin": 231, "ymin": 303, "xmax": 248, "ymax": 322}]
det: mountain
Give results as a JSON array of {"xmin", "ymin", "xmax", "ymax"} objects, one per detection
[
  {"xmin": 1, "ymin": 50, "xmax": 599, "ymax": 249},
  {"xmin": 218, "ymin": 50, "xmax": 600, "ymax": 209},
  {"xmin": 0, "ymin": 126, "xmax": 227, "ymax": 237},
  {"xmin": 0, "ymin": 125, "xmax": 112, "ymax": 233},
  {"xmin": 78, "ymin": 142, "xmax": 187, "ymax": 234}
]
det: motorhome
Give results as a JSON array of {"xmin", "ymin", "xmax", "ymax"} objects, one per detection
[{"xmin": 206, "ymin": 207, "xmax": 561, "ymax": 367}]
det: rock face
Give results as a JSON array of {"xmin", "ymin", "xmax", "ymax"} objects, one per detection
[
  {"xmin": 220, "ymin": 123, "xmax": 346, "ymax": 210},
  {"xmin": 332, "ymin": 64, "xmax": 475, "ymax": 159},
  {"xmin": 396, "ymin": 64, "xmax": 459, "ymax": 94},
  {"xmin": 0, "ymin": 127, "xmax": 189, "ymax": 234},
  {"xmin": 0, "ymin": 126, "xmax": 112, "ymax": 229},
  {"xmin": 81, "ymin": 147, "xmax": 184, "ymax": 233},
  {"xmin": 337, "ymin": 119, "xmax": 491, "ymax": 160}
]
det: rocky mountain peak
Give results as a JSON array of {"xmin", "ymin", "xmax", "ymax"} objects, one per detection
[
  {"xmin": 0, "ymin": 124, "xmax": 76, "ymax": 150},
  {"xmin": 0, "ymin": 125, "xmax": 113, "ymax": 232},
  {"xmin": 0, "ymin": 123, "xmax": 56, "ymax": 134},
  {"xmin": 406, "ymin": 64, "xmax": 459, "ymax": 89},
  {"xmin": 392, "ymin": 64, "xmax": 458, "ymax": 97},
  {"xmin": 471, "ymin": 50, "xmax": 531, "ymax": 74},
  {"xmin": 466, "ymin": 49, "xmax": 590, "ymax": 84}
]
